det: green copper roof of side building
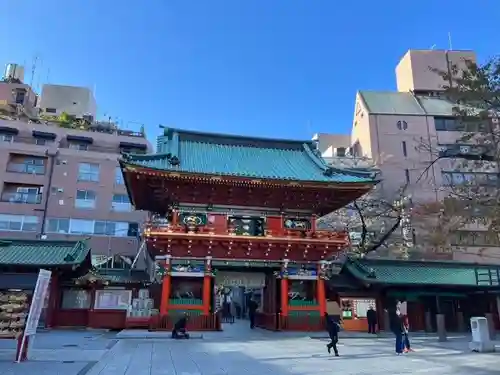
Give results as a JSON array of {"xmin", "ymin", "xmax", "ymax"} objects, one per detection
[
  {"xmin": 344, "ymin": 257, "xmax": 500, "ymax": 288},
  {"xmin": 0, "ymin": 239, "xmax": 91, "ymax": 267},
  {"xmin": 121, "ymin": 128, "xmax": 377, "ymax": 183},
  {"xmin": 358, "ymin": 91, "xmax": 461, "ymax": 116}
]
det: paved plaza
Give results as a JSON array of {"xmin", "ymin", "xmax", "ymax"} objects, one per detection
[{"xmin": 0, "ymin": 323, "xmax": 498, "ymax": 374}]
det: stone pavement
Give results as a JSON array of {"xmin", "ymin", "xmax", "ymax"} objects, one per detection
[
  {"xmin": 0, "ymin": 324, "xmax": 499, "ymax": 375},
  {"xmin": 94, "ymin": 322, "xmax": 500, "ymax": 375},
  {"xmin": 0, "ymin": 330, "xmax": 116, "ymax": 375}
]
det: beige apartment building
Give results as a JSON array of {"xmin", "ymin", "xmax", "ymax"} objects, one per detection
[
  {"xmin": 0, "ymin": 72, "xmax": 152, "ymax": 267},
  {"xmin": 320, "ymin": 49, "xmax": 499, "ymax": 264}
]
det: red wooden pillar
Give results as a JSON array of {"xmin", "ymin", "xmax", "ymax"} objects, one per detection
[
  {"xmin": 160, "ymin": 255, "xmax": 172, "ymax": 315},
  {"xmin": 280, "ymin": 259, "xmax": 289, "ymax": 317},
  {"xmin": 317, "ymin": 262, "xmax": 326, "ymax": 316},
  {"xmin": 202, "ymin": 256, "xmax": 212, "ymax": 315}
]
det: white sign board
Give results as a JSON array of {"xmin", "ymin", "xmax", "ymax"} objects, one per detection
[
  {"xmin": 17, "ymin": 269, "xmax": 51, "ymax": 362},
  {"xmin": 24, "ymin": 269, "xmax": 51, "ymax": 335}
]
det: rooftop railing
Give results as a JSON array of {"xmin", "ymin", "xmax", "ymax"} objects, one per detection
[{"xmin": 0, "ymin": 110, "xmax": 146, "ymax": 139}]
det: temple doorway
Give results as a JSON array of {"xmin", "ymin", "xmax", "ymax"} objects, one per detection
[{"xmin": 214, "ymin": 271, "xmax": 266, "ymax": 327}]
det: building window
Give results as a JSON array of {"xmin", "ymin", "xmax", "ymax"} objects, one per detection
[
  {"xmin": 442, "ymin": 171, "xmax": 498, "ymax": 187},
  {"xmin": 77, "ymin": 163, "xmax": 100, "ymax": 182},
  {"xmin": 7, "ymin": 157, "xmax": 45, "ymax": 174},
  {"xmin": 111, "ymin": 194, "xmax": 131, "ymax": 212},
  {"xmin": 451, "ymin": 231, "xmax": 500, "ymax": 247},
  {"xmin": 120, "ymin": 147, "xmax": 146, "ymax": 155},
  {"xmin": 14, "ymin": 90, "xmax": 25, "ymax": 105},
  {"xmin": 0, "ymin": 134, "xmax": 13, "ymax": 143},
  {"xmin": 94, "ymin": 290, "xmax": 132, "ymax": 310},
  {"xmin": 3, "ymin": 187, "xmax": 42, "ymax": 204},
  {"xmin": 335, "ymin": 147, "xmax": 346, "ymax": 157},
  {"xmin": 35, "ymin": 138, "xmax": 53, "ymax": 146},
  {"xmin": 94, "ymin": 221, "xmax": 116, "ymax": 236},
  {"xmin": 115, "ymin": 167, "xmax": 124, "ymax": 185},
  {"xmin": 404, "ymin": 169, "xmax": 410, "ymax": 183},
  {"xmin": 75, "ymin": 189, "xmax": 96, "ymax": 209},
  {"xmin": 46, "ymin": 218, "xmax": 139, "ymax": 237},
  {"xmin": 69, "ymin": 219, "xmax": 95, "ymax": 234},
  {"xmin": 45, "ymin": 108, "xmax": 57, "ymax": 113},
  {"xmin": 0, "ymin": 214, "xmax": 38, "ymax": 232},
  {"xmin": 61, "ymin": 289, "xmax": 91, "ymax": 309},
  {"xmin": 397, "ymin": 120, "xmax": 408, "ymax": 130},
  {"xmin": 46, "ymin": 218, "xmax": 70, "ymax": 234},
  {"xmin": 69, "ymin": 142, "xmax": 89, "ymax": 151},
  {"xmin": 434, "ymin": 117, "xmax": 488, "ymax": 132},
  {"xmin": 402, "ymin": 141, "xmax": 407, "ymax": 157}
]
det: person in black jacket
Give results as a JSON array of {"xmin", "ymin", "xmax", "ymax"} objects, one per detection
[
  {"xmin": 248, "ymin": 298, "xmax": 259, "ymax": 329},
  {"xmin": 389, "ymin": 309, "xmax": 404, "ymax": 354},
  {"xmin": 366, "ymin": 306, "xmax": 377, "ymax": 334},
  {"xmin": 324, "ymin": 312, "xmax": 340, "ymax": 356},
  {"xmin": 171, "ymin": 313, "xmax": 190, "ymax": 339}
]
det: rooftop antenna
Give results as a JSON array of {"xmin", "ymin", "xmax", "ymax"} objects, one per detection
[
  {"xmin": 45, "ymin": 67, "xmax": 50, "ymax": 85},
  {"xmin": 448, "ymin": 32, "xmax": 453, "ymax": 50},
  {"xmin": 29, "ymin": 54, "xmax": 39, "ymax": 89}
]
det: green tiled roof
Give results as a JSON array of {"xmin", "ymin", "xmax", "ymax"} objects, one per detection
[
  {"xmin": 0, "ymin": 239, "xmax": 90, "ymax": 267},
  {"xmin": 359, "ymin": 91, "xmax": 426, "ymax": 115},
  {"xmin": 359, "ymin": 91, "xmax": 459, "ymax": 116},
  {"xmin": 121, "ymin": 128, "xmax": 377, "ymax": 184},
  {"xmin": 344, "ymin": 257, "xmax": 500, "ymax": 287}
]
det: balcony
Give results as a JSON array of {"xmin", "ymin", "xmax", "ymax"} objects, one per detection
[
  {"xmin": 1, "ymin": 192, "xmax": 42, "ymax": 204},
  {"xmin": 144, "ymin": 220, "xmax": 348, "ymax": 245},
  {"xmin": 6, "ymin": 162, "xmax": 45, "ymax": 175}
]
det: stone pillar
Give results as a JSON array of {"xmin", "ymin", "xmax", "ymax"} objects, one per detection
[
  {"xmin": 425, "ymin": 311, "xmax": 433, "ymax": 332},
  {"xmin": 383, "ymin": 310, "xmax": 390, "ymax": 332},
  {"xmin": 457, "ymin": 311, "xmax": 466, "ymax": 332},
  {"xmin": 436, "ymin": 313, "xmax": 447, "ymax": 342},
  {"xmin": 485, "ymin": 313, "xmax": 496, "ymax": 340}
]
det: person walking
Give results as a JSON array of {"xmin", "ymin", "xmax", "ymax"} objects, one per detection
[
  {"xmin": 390, "ymin": 309, "xmax": 404, "ymax": 355},
  {"xmin": 402, "ymin": 315, "xmax": 412, "ymax": 352},
  {"xmin": 366, "ymin": 305, "xmax": 377, "ymax": 334},
  {"xmin": 248, "ymin": 297, "xmax": 258, "ymax": 329},
  {"xmin": 324, "ymin": 312, "xmax": 340, "ymax": 357}
]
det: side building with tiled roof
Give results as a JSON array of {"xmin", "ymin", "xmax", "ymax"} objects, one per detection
[{"xmin": 345, "ymin": 48, "xmax": 499, "ymax": 264}]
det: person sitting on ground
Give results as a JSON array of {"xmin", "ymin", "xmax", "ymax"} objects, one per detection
[{"xmin": 171, "ymin": 313, "xmax": 190, "ymax": 339}]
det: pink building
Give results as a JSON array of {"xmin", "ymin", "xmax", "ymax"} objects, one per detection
[
  {"xmin": 320, "ymin": 49, "xmax": 499, "ymax": 264},
  {"xmin": 0, "ymin": 95, "xmax": 152, "ymax": 265}
]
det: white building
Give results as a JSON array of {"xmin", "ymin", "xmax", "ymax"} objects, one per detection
[{"xmin": 39, "ymin": 84, "xmax": 97, "ymax": 120}]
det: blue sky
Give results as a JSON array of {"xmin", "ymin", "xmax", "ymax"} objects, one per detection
[{"xmin": 1, "ymin": 1, "xmax": 498, "ymax": 142}]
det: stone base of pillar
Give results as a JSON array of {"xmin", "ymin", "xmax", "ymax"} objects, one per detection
[
  {"xmin": 425, "ymin": 311, "xmax": 433, "ymax": 332},
  {"xmin": 485, "ymin": 313, "xmax": 496, "ymax": 340},
  {"xmin": 436, "ymin": 313, "xmax": 447, "ymax": 342},
  {"xmin": 457, "ymin": 311, "xmax": 466, "ymax": 332},
  {"xmin": 383, "ymin": 310, "xmax": 390, "ymax": 331}
]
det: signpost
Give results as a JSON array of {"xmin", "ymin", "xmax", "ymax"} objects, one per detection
[{"xmin": 16, "ymin": 269, "xmax": 51, "ymax": 363}]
